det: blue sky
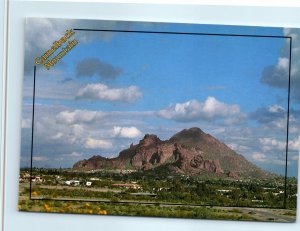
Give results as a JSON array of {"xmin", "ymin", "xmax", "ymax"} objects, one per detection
[{"xmin": 21, "ymin": 18, "xmax": 300, "ymax": 177}]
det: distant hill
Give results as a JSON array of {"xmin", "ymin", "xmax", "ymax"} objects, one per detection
[{"xmin": 73, "ymin": 127, "xmax": 272, "ymax": 179}]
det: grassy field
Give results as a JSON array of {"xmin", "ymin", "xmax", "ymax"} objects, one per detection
[
  {"xmin": 18, "ymin": 168, "xmax": 297, "ymax": 222},
  {"xmin": 18, "ymin": 194, "xmax": 296, "ymax": 222}
]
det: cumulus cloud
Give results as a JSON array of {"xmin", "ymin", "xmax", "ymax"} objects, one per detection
[
  {"xmin": 76, "ymin": 58, "xmax": 122, "ymax": 80},
  {"xmin": 20, "ymin": 105, "xmax": 150, "ymax": 168},
  {"xmin": 272, "ymin": 117, "xmax": 289, "ymax": 131},
  {"xmin": 71, "ymin": 124, "xmax": 85, "ymax": 137},
  {"xmin": 51, "ymin": 132, "xmax": 64, "ymax": 140},
  {"xmin": 259, "ymin": 138, "xmax": 286, "ymax": 151},
  {"xmin": 24, "ymin": 18, "xmax": 63, "ymax": 75},
  {"xmin": 252, "ymin": 152, "xmax": 268, "ymax": 163},
  {"xmin": 50, "ymin": 124, "xmax": 84, "ymax": 143},
  {"xmin": 56, "ymin": 109, "xmax": 106, "ymax": 124},
  {"xmin": 268, "ymin": 104, "xmax": 285, "ymax": 113},
  {"xmin": 24, "ymin": 18, "xmax": 134, "ymax": 75},
  {"xmin": 260, "ymin": 28, "xmax": 300, "ymax": 102},
  {"xmin": 84, "ymin": 138, "xmax": 113, "ymax": 149},
  {"xmin": 76, "ymin": 83, "xmax": 142, "ymax": 102},
  {"xmin": 112, "ymin": 126, "xmax": 142, "ymax": 138},
  {"xmin": 157, "ymin": 97, "xmax": 244, "ymax": 123},
  {"xmin": 227, "ymin": 143, "xmax": 250, "ymax": 153},
  {"xmin": 251, "ymin": 152, "xmax": 288, "ymax": 166},
  {"xmin": 259, "ymin": 136, "xmax": 300, "ymax": 152},
  {"xmin": 261, "ymin": 58, "xmax": 289, "ymax": 89},
  {"xmin": 250, "ymin": 104, "xmax": 286, "ymax": 124},
  {"xmin": 250, "ymin": 105, "xmax": 299, "ymax": 134},
  {"xmin": 289, "ymin": 136, "xmax": 300, "ymax": 151}
]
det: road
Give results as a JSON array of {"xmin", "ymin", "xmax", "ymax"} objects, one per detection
[{"xmin": 239, "ymin": 207, "xmax": 296, "ymax": 222}]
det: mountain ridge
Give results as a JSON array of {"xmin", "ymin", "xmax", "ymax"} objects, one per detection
[{"xmin": 73, "ymin": 127, "xmax": 272, "ymax": 179}]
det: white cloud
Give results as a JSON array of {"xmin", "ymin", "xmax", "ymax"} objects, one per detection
[
  {"xmin": 21, "ymin": 105, "xmax": 154, "ymax": 167},
  {"xmin": 84, "ymin": 138, "xmax": 113, "ymax": 149},
  {"xmin": 157, "ymin": 97, "xmax": 244, "ymax": 122},
  {"xmin": 289, "ymin": 136, "xmax": 300, "ymax": 151},
  {"xmin": 67, "ymin": 152, "xmax": 82, "ymax": 157},
  {"xmin": 56, "ymin": 109, "xmax": 105, "ymax": 124},
  {"xmin": 268, "ymin": 104, "xmax": 285, "ymax": 113},
  {"xmin": 268, "ymin": 115, "xmax": 299, "ymax": 134},
  {"xmin": 227, "ymin": 143, "xmax": 250, "ymax": 153},
  {"xmin": 261, "ymin": 28, "xmax": 300, "ymax": 102},
  {"xmin": 259, "ymin": 138, "xmax": 286, "ymax": 151},
  {"xmin": 259, "ymin": 136, "xmax": 300, "ymax": 152},
  {"xmin": 158, "ymin": 99, "xmax": 201, "ymax": 121},
  {"xmin": 25, "ymin": 18, "xmax": 61, "ymax": 56},
  {"xmin": 71, "ymin": 124, "xmax": 84, "ymax": 137},
  {"xmin": 276, "ymin": 57, "xmax": 289, "ymax": 71},
  {"xmin": 33, "ymin": 156, "xmax": 49, "ymax": 161},
  {"xmin": 251, "ymin": 106, "xmax": 299, "ymax": 135},
  {"xmin": 201, "ymin": 97, "xmax": 240, "ymax": 117},
  {"xmin": 24, "ymin": 18, "xmax": 131, "ymax": 75},
  {"xmin": 112, "ymin": 126, "xmax": 142, "ymax": 138},
  {"xmin": 51, "ymin": 132, "xmax": 64, "ymax": 140},
  {"xmin": 252, "ymin": 152, "xmax": 267, "ymax": 162},
  {"xmin": 271, "ymin": 117, "xmax": 287, "ymax": 130},
  {"xmin": 76, "ymin": 83, "xmax": 142, "ymax": 102},
  {"xmin": 251, "ymin": 152, "xmax": 288, "ymax": 166},
  {"xmin": 45, "ymin": 119, "xmax": 84, "ymax": 145}
]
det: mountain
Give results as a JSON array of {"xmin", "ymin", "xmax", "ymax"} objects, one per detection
[{"xmin": 73, "ymin": 127, "xmax": 271, "ymax": 178}]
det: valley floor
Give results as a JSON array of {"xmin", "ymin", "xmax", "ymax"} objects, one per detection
[
  {"xmin": 18, "ymin": 183, "xmax": 296, "ymax": 222},
  {"xmin": 18, "ymin": 168, "xmax": 297, "ymax": 222}
]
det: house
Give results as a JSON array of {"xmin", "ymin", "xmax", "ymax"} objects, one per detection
[
  {"xmin": 31, "ymin": 176, "xmax": 44, "ymax": 182},
  {"xmin": 217, "ymin": 189, "xmax": 231, "ymax": 193},
  {"xmin": 65, "ymin": 180, "xmax": 71, "ymax": 185},
  {"xmin": 65, "ymin": 180, "xmax": 81, "ymax": 186},
  {"xmin": 73, "ymin": 180, "xmax": 80, "ymax": 186},
  {"xmin": 86, "ymin": 181, "xmax": 92, "ymax": 186},
  {"xmin": 273, "ymin": 190, "xmax": 284, "ymax": 196}
]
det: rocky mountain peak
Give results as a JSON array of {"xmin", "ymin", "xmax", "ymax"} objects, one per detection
[
  {"xmin": 169, "ymin": 127, "xmax": 206, "ymax": 143},
  {"xmin": 139, "ymin": 134, "xmax": 161, "ymax": 147},
  {"xmin": 73, "ymin": 127, "xmax": 271, "ymax": 179}
]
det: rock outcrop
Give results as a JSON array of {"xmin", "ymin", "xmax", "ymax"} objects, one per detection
[{"xmin": 73, "ymin": 127, "xmax": 271, "ymax": 178}]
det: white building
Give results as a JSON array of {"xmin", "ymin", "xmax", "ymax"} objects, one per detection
[{"xmin": 86, "ymin": 181, "xmax": 92, "ymax": 186}]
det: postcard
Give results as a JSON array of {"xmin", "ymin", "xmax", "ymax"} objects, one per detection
[{"xmin": 19, "ymin": 18, "xmax": 299, "ymax": 222}]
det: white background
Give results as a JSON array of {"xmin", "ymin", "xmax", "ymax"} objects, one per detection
[
  {"xmin": 1, "ymin": 1, "xmax": 300, "ymax": 231},
  {"xmin": 0, "ymin": 0, "xmax": 7, "ymax": 229}
]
